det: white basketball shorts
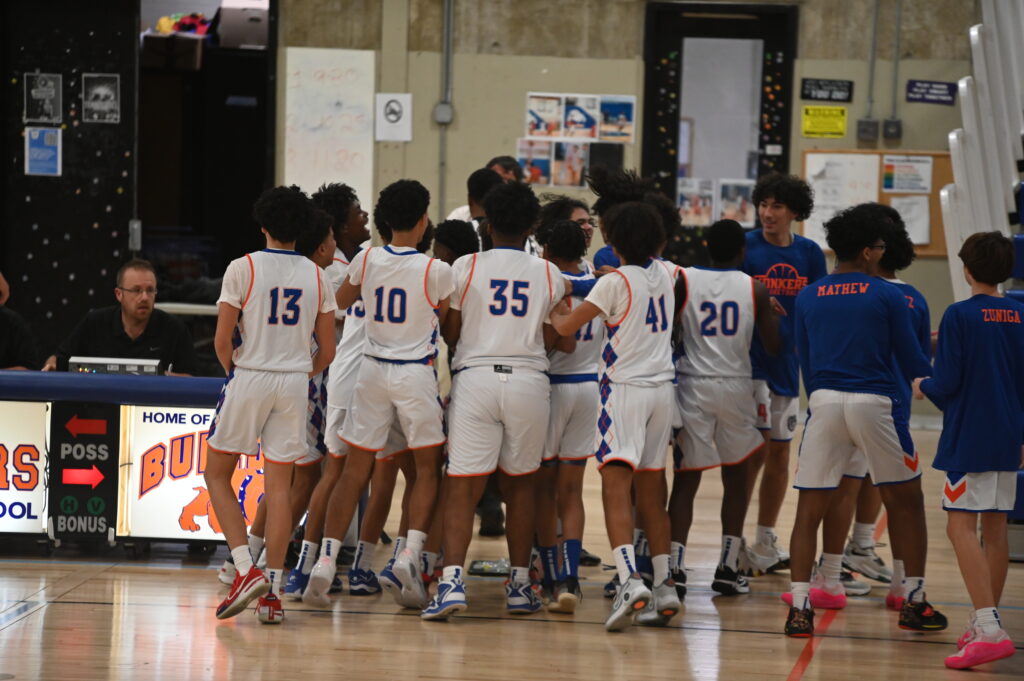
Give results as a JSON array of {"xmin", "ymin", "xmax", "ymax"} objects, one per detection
[
  {"xmin": 794, "ymin": 389, "xmax": 920, "ymax": 489},
  {"xmin": 674, "ymin": 376, "xmax": 764, "ymax": 471},
  {"xmin": 544, "ymin": 380, "xmax": 599, "ymax": 461},
  {"xmin": 595, "ymin": 380, "xmax": 673, "ymax": 472},
  {"xmin": 753, "ymin": 379, "xmax": 799, "ymax": 442},
  {"xmin": 207, "ymin": 367, "xmax": 307, "ymax": 464},
  {"xmin": 942, "ymin": 471, "xmax": 1018, "ymax": 512},
  {"xmin": 447, "ymin": 365, "xmax": 550, "ymax": 477}
]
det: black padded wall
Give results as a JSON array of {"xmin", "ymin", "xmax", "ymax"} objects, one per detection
[{"xmin": 1, "ymin": 0, "xmax": 139, "ymax": 355}]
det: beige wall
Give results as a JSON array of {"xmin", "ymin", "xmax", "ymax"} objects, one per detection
[{"xmin": 278, "ymin": 0, "xmax": 979, "ymax": 415}]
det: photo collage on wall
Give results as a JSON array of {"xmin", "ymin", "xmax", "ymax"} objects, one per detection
[
  {"xmin": 520, "ymin": 92, "xmax": 636, "ymax": 187},
  {"xmin": 677, "ymin": 177, "xmax": 757, "ymax": 228}
]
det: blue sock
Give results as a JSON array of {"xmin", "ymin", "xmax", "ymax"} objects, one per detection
[
  {"xmin": 539, "ymin": 545, "xmax": 558, "ymax": 586},
  {"xmin": 561, "ymin": 539, "xmax": 582, "ymax": 580}
]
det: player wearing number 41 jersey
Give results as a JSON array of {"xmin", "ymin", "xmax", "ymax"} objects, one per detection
[
  {"xmin": 308, "ymin": 180, "xmax": 453, "ymax": 612},
  {"xmin": 669, "ymin": 220, "xmax": 780, "ymax": 598},
  {"xmin": 206, "ymin": 186, "xmax": 337, "ymax": 625}
]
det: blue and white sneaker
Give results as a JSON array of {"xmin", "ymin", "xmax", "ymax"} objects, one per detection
[
  {"xmin": 505, "ymin": 580, "xmax": 543, "ymax": 615},
  {"xmin": 379, "ymin": 559, "xmax": 401, "ymax": 599},
  {"xmin": 348, "ymin": 568, "xmax": 381, "ymax": 595},
  {"xmin": 283, "ymin": 568, "xmax": 309, "ymax": 601},
  {"xmin": 421, "ymin": 575, "xmax": 468, "ymax": 620},
  {"xmin": 302, "ymin": 556, "xmax": 335, "ymax": 608},
  {"xmin": 392, "ymin": 551, "xmax": 428, "ymax": 608},
  {"xmin": 603, "ymin": 574, "xmax": 620, "ymax": 598},
  {"xmin": 330, "ymin": 575, "xmax": 344, "ymax": 594}
]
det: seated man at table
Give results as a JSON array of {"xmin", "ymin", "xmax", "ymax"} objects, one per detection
[{"xmin": 42, "ymin": 258, "xmax": 198, "ymax": 375}]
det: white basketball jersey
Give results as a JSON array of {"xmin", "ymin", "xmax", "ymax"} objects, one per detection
[
  {"xmin": 348, "ymin": 245, "xmax": 455, "ymax": 361},
  {"xmin": 326, "ymin": 273, "xmax": 367, "ymax": 408},
  {"xmin": 586, "ymin": 262, "xmax": 675, "ymax": 386},
  {"xmin": 676, "ymin": 267, "xmax": 756, "ymax": 378},
  {"xmin": 219, "ymin": 249, "xmax": 336, "ymax": 373},
  {"xmin": 450, "ymin": 248, "xmax": 563, "ymax": 372},
  {"xmin": 548, "ymin": 270, "xmax": 605, "ymax": 377},
  {"xmin": 324, "ymin": 248, "xmax": 350, "ymax": 321}
]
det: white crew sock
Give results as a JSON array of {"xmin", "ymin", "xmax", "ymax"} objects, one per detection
[
  {"xmin": 248, "ymin": 534, "xmax": 265, "ymax": 560},
  {"xmin": 820, "ymin": 552, "xmax": 843, "ymax": 585},
  {"xmin": 652, "ymin": 554, "xmax": 670, "ymax": 585},
  {"xmin": 405, "ymin": 529, "xmax": 427, "ymax": 557},
  {"xmin": 756, "ymin": 525, "xmax": 775, "ymax": 545},
  {"xmin": 510, "ymin": 566, "xmax": 530, "ymax": 586},
  {"xmin": 721, "ymin": 535, "xmax": 743, "ymax": 570},
  {"xmin": 352, "ymin": 540, "xmax": 376, "ymax": 571},
  {"xmin": 790, "ymin": 581, "xmax": 811, "ymax": 610},
  {"xmin": 613, "ymin": 544, "xmax": 638, "ymax": 583},
  {"xmin": 671, "ymin": 541, "xmax": 686, "ymax": 572},
  {"xmin": 267, "ymin": 568, "xmax": 283, "ymax": 596},
  {"xmin": 852, "ymin": 522, "xmax": 875, "ymax": 550},
  {"xmin": 297, "ymin": 540, "xmax": 318, "ymax": 575},
  {"xmin": 391, "ymin": 536, "xmax": 407, "ymax": 561},
  {"xmin": 321, "ymin": 537, "xmax": 343, "ymax": 561},
  {"xmin": 231, "ymin": 545, "xmax": 254, "ymax": 575},
  {"xmin": 890, "ymin": 559, "xmax": 905, "ymax": 595},
  {"xmin": 903, "ymin": 576, "xmax": 925, "ymax": 603},
  {"xmin": 442, "ymin": 564, "xmax": 463, "ymax": 582},
  {"xmin": 975, "ymin": 607, "xmax": 1002, "ymax": 636}
]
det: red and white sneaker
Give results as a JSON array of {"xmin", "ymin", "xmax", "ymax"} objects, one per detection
[
  {"xmin": 944, "ymin": 628, "xmax": 1015, "ymax": 669},
  {"xmin": 255, "ymin": 593, "xmax": 285, "ymax": 624},
  {"xmin": 216, "ymin": 567, "xmax": 270, "ymax": 620},
  {"xmin": 885, "ymin": 591, "xmax": 905, "ymax": 611}
]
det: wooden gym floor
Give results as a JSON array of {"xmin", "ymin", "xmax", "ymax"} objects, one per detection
[{"xmin": 0, "ymin": 428, "xmax": 1021, "ymax": 681}]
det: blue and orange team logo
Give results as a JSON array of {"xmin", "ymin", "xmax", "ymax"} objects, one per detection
[{"xmin": 754, "ymin": 263, "xmax": 808, "ymax": 297}]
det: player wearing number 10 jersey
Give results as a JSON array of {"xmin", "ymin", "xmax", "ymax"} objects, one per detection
[
  {"xmin": 308, "ymin": 180, "xmax": 454, "ymax": 612},
  {"xmin": 207, "ymin": 186, "xmax": 338, "ymax": 624}
]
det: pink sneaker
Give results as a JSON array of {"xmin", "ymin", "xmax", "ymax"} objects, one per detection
[
  {"xmin": 216, "ymin": 567, "xmax": 270, "ymax": 619},
  {"xmin": 885, "ymin": 592, "xmax": 905, "ymax": 611},
  {"xmin": 956, "ymin": 617, "xmax": 976, "ymax": 650},
  {"xmin": 944, "ymin": 629, "xmax": 1015, "ymax": 670},
  {"xmin": 780, "ymin": 584, "xmax": 846, "ymax": 609}
]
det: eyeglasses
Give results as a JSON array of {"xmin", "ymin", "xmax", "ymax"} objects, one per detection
[
  {"xmin": 869, "ymin": 243, "xmax": 887, "ymax": 251},
  {"xmin": 119, "ymin": 287, "xmax": 158, "ymax": 297}
]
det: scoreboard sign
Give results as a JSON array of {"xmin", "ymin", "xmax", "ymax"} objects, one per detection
[
  {"xmin": 120, "ymin": 406, "xmax": 264, "ymax": 541},
  {"xmin": 0, "ymin": 401, "xmax": 48, "ymax": 534},
  {"xmin": 47, "ymin": 401, "xmax": 119, "ymax": 539}
]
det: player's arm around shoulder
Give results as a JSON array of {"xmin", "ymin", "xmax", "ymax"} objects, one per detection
[{"xmin": 753, "ymin": 278, "xmax": 781, "ymax": 356}]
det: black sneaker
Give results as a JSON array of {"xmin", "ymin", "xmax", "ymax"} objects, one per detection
[
  {"xmin": 711, "ymin": 565, "xmax": 750, "ymax": 595},
  {"xmin": 579, "ymin": 546, "xmax": 602, "ymax": 566},
  {"xmin": 603, "ymin": 574, "xmax": 620, "ymax": 598},
  {"xmin": 478, "ymin": 507, "xmax": 505, "ymax": 537},
  {"xmin": 671, "ymin": 569, "xmax": 687, "ymax": 599},
  {"xmin": 785, "ymin": 606, "xmax": 814, "ymax": 637},
  {"xmin": 899, "ymin": 598, "xmax": 949, "ymax": 631}
]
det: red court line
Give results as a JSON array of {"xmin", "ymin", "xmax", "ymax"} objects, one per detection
[
  {"xmin": 874, "ymin": 512, "xmax": 888, "ymax": 542},
  {"xmin": 785, "ymin": 609, "xmax": 838, "ymax": 681}
]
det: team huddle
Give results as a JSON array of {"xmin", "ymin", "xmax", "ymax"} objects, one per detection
[{"xmin": 200, "ymin": 167, "xmax": 1023, "ymax": 670}]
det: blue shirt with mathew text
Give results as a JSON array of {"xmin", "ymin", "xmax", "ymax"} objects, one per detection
[
  {"xmin": 921, "ymin": 295, "xmax": 1024, "ymax": 473},
  {"xmin": 742, "ymin": 229, "xmax": 827, "ymax": 396},
  {"xmin": 795, "ymin": 272, "xmax": 931, "ymax": 406}
]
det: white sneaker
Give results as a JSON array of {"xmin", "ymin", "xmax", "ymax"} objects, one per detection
[
  {"xmin": 303, "ymin": 556, "xmax": 335, "ymax": 608},
  {"xmin": 636, "ymin": 579, "xmax": 681, "ymax": 626},
  {"xmin": 746, "ymin": 532, "xmax": 789, "ymax": 574},
  {"xmin": 605, "ymin": 575, "xmax": 651, "ymax": 632},
  {"xmin": 839, "ymin": 570, "xmax": 871, "ymax": 596},
  {"xmin": 218, "ymin": 560, "xmax": 237, "ymax": 586},
  {"xmin": 255, "ymin": 548, "xmax": 267, "ymax": 570},
  {"xmin": 392, "ymin": 550, "xmax": 428, "ymax": 609},
  {"xmin": 842, "ymin": 541, "xmax": 892, "ymax": 583}
]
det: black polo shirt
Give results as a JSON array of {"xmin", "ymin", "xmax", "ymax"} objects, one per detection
[
  {"xmin": 0, "ymin": 305, "xmax": 39, "ymax": 369},
  {"xmin": 55, "ymin": 305, "xmax": 198, "ymax": 374}
]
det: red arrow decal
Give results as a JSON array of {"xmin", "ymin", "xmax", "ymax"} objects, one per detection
[
  {"xmin": 66, "ymin": 415, "xmax": 107, "ymax": 438},
  {"xmin": 62, "ymin": 465, "xmax": 104, "ymax": 489}
]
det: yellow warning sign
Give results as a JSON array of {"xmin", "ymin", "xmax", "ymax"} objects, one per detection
[{"xmin": 801, "ymin": 106, "xmax": 847, "ymax": 138}]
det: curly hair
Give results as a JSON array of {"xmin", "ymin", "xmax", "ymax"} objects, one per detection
[
  {"xmin": 861, "ymin": 203, "xmax": 917, "ymax": 272},
  {"xmin": 706, "ymin": 219, "xmax": 746, "ymax": 263},
  {"xmin": 467, "ymin": 168, "xmax": 504, "ymax": 202},
  {"xmin": 536, "ymin": 194, "xmax": 590, "ymax": 245},
  {"xmin": 252, "ymin": 185, "xmax": 313, "ymax": 244},
  {"xmin": 959, "ymin": 231, "xmax": 1015, "ymax": 285},
  {"xmin": 295, "ymin": 208, "xmax": 333, "ymax": 257},
  {"xmin": 544, "ymin": 219, "xmax": 587, "ymax": 263},
  {"xmin": 643, "ymin": 190, "xmax": 680, "ymax": 238},
  {"xmin": 752, "ymin": 173, "xmax": 814, "ymax": 221},
  {"xmin": 434, "ymin": 219, "xmax": 479, "ymax": 259},
  {"xmin": 311, "ymin": 182, "xmax": 359, "ymax": 242},
  {"xmin": 585, "ymin": 167, "xmax": 654, "ymax": 216},
  {"xmin": 604, "ymin": 201, "xmax": 665, "ymax": 265},
  {"xmin": 482, "ymin": 182, "xmax": 540, "ymax": 237},
  {"xmin": 824, "ymin": 204, "xmax": 886, "ymax": 262},
  {"xmin": 375, "ymin": 179, "xmax": 430, "ymax": 233}
]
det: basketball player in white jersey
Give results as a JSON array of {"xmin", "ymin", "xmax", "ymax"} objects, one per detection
[
  {"xmin": 421, "ymin": 181, "xmax": 574, "ymax": 621},
  {"xmin": 533, "ymin": 218, "xmax": 604, "ymax": 613},
  {"xmin": 206, "ymin": 186, "xmax": 337, "ymax": 624},
  {"xmin": 668, "ymin": 219, "xmax": 780, "ymax": 597},
  {"xmin": 551, "ymin": 200, "xmax": 680, "ymax": 632},
  {"xmin": 308, "ymin": 180, "xmax": 454, "ymax": 610}
]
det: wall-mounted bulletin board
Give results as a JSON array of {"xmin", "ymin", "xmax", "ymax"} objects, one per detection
[{"xmin": 801, "ymin": 150, "xmax": 953, "ymax": 258}]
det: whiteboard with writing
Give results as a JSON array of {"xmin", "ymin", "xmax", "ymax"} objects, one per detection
[
  {"xmin": 802, "ymin": 152, "xmax": 880, "ymax": 249},
  {"xmin": 283, "ymin": 48, "xmax": 375, "ymax": 207}
]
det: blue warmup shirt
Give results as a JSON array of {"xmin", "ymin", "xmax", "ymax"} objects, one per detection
[
  {"xmin": 795, "ymin": 272, "xmax": 931, "ymax": 405},
  {"xmin": 887, "ymin": 279, "xmax": 931, "ymax": 422},
  {"xmin": 742, "ymin": 229, "xmax": 827, "ymax": 396},
  {"xmin": 921, "ymin": 294, "xmax": 1024, "ymax": 473},
  {"xmin": 593, "ymin": 245, "xmax": 620, "ymax": 269}
]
